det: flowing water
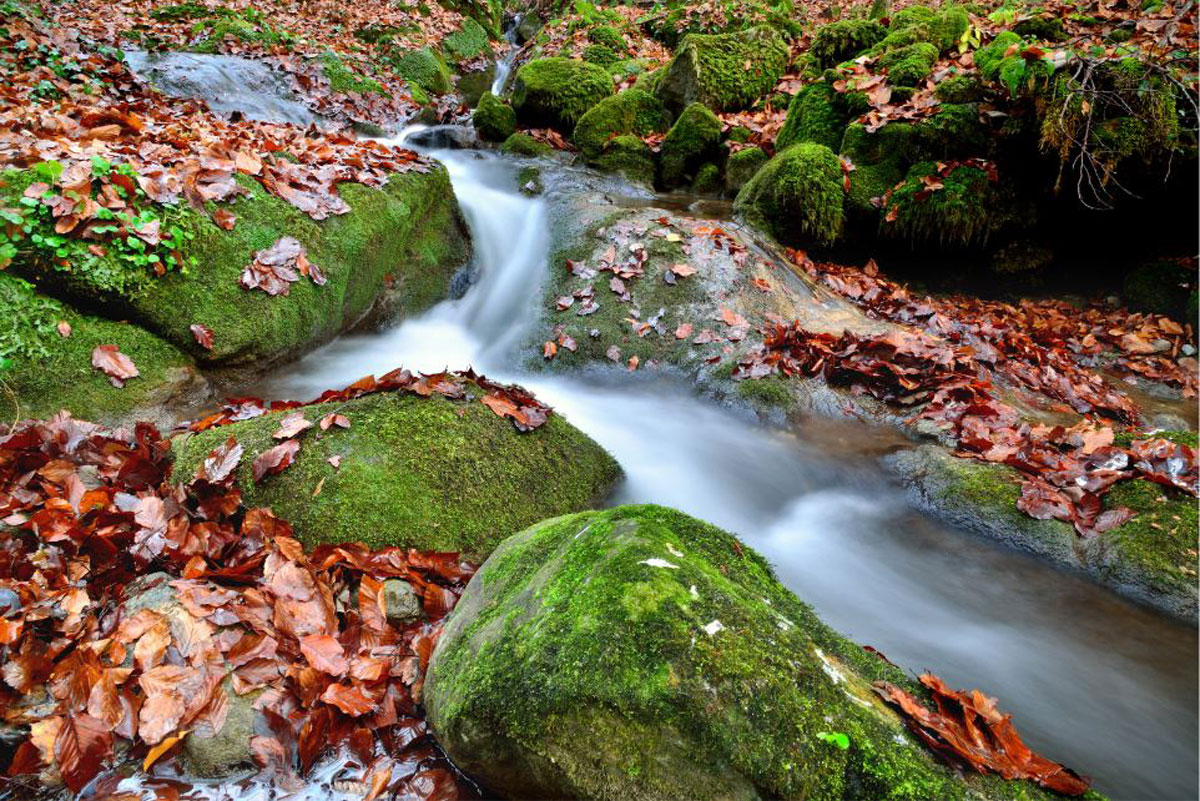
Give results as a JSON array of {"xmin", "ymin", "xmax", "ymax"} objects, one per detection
[
  {"xmin": 259, "ymin": 147, "xmax": 1199, "ymax": 801},
  {"xmin": 489, "ymin": 16, "xmax": 522, "ymax": 97}
]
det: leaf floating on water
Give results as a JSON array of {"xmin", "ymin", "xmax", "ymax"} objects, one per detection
[
  {"xmin": 91, "ymin": 345, "xmax": 138, "ymax": 387},
  {"xmin": 873, "ymin": 674, "xmax": 1091, "ymax": 796}
]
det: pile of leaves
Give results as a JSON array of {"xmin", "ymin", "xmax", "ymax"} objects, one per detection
[
  {"xmin": 187, "ymin": 367, "xmax": 553, "ymax": 435},
  {"xmin": 737, "ymin": 256, "xmax": 1198, "ymax": 535},
  {"xmin": 874, "ymin": 673, "xmax": 1091, "ymax": 796},
  {"xmin": 0, "ymin": 414, "xmax": 479, "ymax": 797}
]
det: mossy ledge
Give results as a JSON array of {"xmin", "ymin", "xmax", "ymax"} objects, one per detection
[
  {"xmin": 426, "ymin": 505, "xmax": 1092, "ymax": 800},
  {"xmin": 171, "ymin": 392, "xmax": 623, "ymax": 561},
  {"xmin": 885, "ymin": 444, "xmax": 1198, "ymax": 621}
]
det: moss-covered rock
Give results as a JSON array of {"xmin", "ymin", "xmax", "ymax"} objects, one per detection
[
  {"xmin": 1123, "ymin": 258, "xmax": 1195, "ymax": 319},
  {"xmin": 1013, "ymin": 15, "xmax": 1068, "ymax": 42},
  {"xmin": 659, "ymin": 102, "xmax": 723, "ymax": 187},
  {"xmin": 878, "ymin": 41, "xmax": 938, "ymax": 87},
  {"xmin": 1103, "ymin": 475, "xmax": 1198, "ymax": 612},
  {"xmin": 776, "ymin": 81, "xmax": 847, "ymax": 152},
  {"xmin": 734, "ymin": 142, "xmax": 844, "ymax": 245},
  {"xmin": 811, "ymin": 19, "xmax": 886, "ymax": 67},
  {"xmin": 875, "ymin": 5, "xmax": 969, "ymax": 53},
  {"xmin": 426, "ymin": 504, "xmax": 1077, "ymax": 801},
  {"xmin": 572, "ymin": 89, "xmax": 670, "ymax": 163},
  {"xmin": 934, "ymin": 73, "xmax": 984, "ymax": 103},
  {"xmin": 632, "ymin": 67, "xmax": 664, "ymax": 96},
  {"xmin": 171, "ymin": 392, "xmax": 622, "ymax": 561},
  {"xmin": 443, "ymin": 17, "xmax": 491, "ymax": 63},
  {"xmin": 0, "ymin": 273, "xmax": 206, "ymax": 426},
  {"xmin": 589, "ymin": 24, "xmax": 627, "ymax": 52},
  {"xmin": 724, "ymin": 146, "xmax": 769, "ymax": 194},
  {"xmin": 883, "ymin": 161, "xmax": 1006, "ymax": 246},
  {"xmin": 840, "ymin": 121, "xmax": 914, "ymax": 215},
  {"xmin": 457, "ymin": 65, "xmax": 496, "ymax": 107},
  {"xmin": 910, "ymin": 102, "xmax": 988, "ymax": 159},
  {"xmin": 693, "ymin": 161, "xmax": 721, "ymax": 194},
  {"xmin": 500, "ymin": 132, "xmax": 555, "ymax": 158},
  {"xmin": 582, "ymin": 43, "xmax": 620, "ymax": 67},
  {"xmin": 655, "ymin": 26, "xmax": 789, "ymax": 114},
  {"xmin": 512, "ymin": 57, "xmax": 615, "ymax": 132},
  {"xmin": 391, "ymin": 46, "xmax": 453, "ymax": 95},
  {"xmin": 594, "ymin": 134, "xmax": 658, "ymax": 186},
  {"xmin": 473, "ymin": 91, "xmax": 516, "ymax": 142}
]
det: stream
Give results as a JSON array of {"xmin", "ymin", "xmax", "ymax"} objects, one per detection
[{"xmin": 256, "ymin": 146, "xmax": 1199, "ymax": 800}]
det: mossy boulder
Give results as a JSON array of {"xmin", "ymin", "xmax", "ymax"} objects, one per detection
[
  {"xmin": 776, "ymin": 81, "xmax": 847, "ymax": 151},
  {"xmin": 443, "ymin": 17, "xmax": 491, "ymax": 63},
  {"xmin": 934, "ymin": 73, "xmax": 985, "ymax": 103},
  {"xmin": 811, "ymin": 19, "xmax": 886, "ymax": 67},
  {"xmin": 840, "ymin": 121, "xmax": 914, "ymax": 216},
  {"xmin": 724, "ymin": 146, "xmax": 769, "ymax": 193},
  {"xmin": 500, "ymin": 132, "xmax": 554, "ymax": 158},
  {"xmin": 693, "ymin": 161, "xmax": 721, "ymax": 194},
  {"xmin": 582, "ymin": 44, "xmax": 620, "ymax": 67},
  {"xmin": 875, "ymin": 5, "xmax": 969, "ymax": 53},
  {"xmin": 473, "ymin": 91, "xmax": 517, "ymax": 142},
  {"xmin": 878, "ymin": 42, "xmax": 938, "ymax": 87},
  {"xmin": 910, "ymin": 103, "xmax": 989, "ymax": 159},
  {"xmin": 572, "ymin": 89, "xmax": 670, "ymax": 163},
  {"xmin": 426, "ymin": 504, "xmax": 1076, "ymax": 800},
  {"xmin": 171, "ymin": 391, "xmax": 622, "ymax": 561},
  {"xmin": 883, "ymin": 161, "xmax": 1011, "ymax": 246},
  {"xmin": 0, "ymin": 273, "xmax": 206, "ymax": 427},
  {"xmin": 512, "ymin": 57, "xmax": 615, "ymax": 132},
  {"xmin": 391, "ymin": 47, "xmax": 453, "ymax": 95},
  {"xmin": 734, "ymin": 142, "xmax": 845, "ymax": 245},
  {"xmin": 655, "ymin": 26, "xmax": 789, "ymax": 114},
  {"xmin": 594, "ymin": 134, "xmax": 658, "ymax": 187},
  {"xmin": 659, "ymin": 102, "xmax": 723, "ymax": 187}
]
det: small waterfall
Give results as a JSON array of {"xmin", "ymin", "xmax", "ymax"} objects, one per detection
[{"xmin": 490, "ymin": 13, "xmax": 523, "ymax": 96}]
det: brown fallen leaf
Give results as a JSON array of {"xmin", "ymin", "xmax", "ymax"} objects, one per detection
[
  {"xmin": 91, "ymin": 345, "xmax": 139, "ymax": 387},
  {"xmin": 212, "ymin": 208, "xmax": 237, "ymax": 230},
  {"xmin": 273, "ymin": 412, "xmax": 313, "ymax": 440},
  {"xmin": 252, "ymin": 440, "xmax": 301, "ymax": 482},
  {"xmin": 143, "ymin": 731, "xmax": 188, "ymax": 770},
  {"xmin": 190, "ymin": 323, "xmax": 214, "ymax": 350},
  {"xmin": 319, "ymin": 412, "xmax": 350, "ymax": 430}
]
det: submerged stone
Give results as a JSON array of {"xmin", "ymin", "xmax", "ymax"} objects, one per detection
[{"xmin": 426, "ymin": 504, "xmax": 1075, "ymax": 800}]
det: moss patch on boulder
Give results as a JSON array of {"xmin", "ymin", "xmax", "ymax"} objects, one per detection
[
  {"xmin": 840, "ymin": 121, "xmax": 913, "ymax": 216},
  {"xmin": 811, "ymin": 19, "xmax": 886, "ymax": 67},
  {"xmin": 443, "ymin": 17, "xmax": 491, "ymax": 63},
  {"xmin": 500, "ymin": 132, "xmax": 555, "ymax": 157},
  {"xmin": 512, "ymin": 57, "xmax": 615, "ymax": 132},
  {"xmin": 659, "ymin": 102, "xmax": 723, "ymax": 187},
  {"xmin": 473, "ymin": 91, "xmax": 516, "ymax": 142},
  {"xmin": 171, "ymin": 392, "xmax": 622, "ymax": 561},
  {"xmin": 426, "ymin": 504, "xmax": 1075, "ymax": 801},
  {"xmin": 878, "ymin": 42, "xmax": 938, "ymax": 87},
  {"xmin": 0, "ymin": 273, "xmax": 204, "ymax": 425},
  {"xmin": 655, "ymin": 26, "xmax": 788, "ymax": 114},
  {"xmin": 391, "ymin": 46, "xmax": 453, "ymax": 94},
  {"xmin": 883, "ymin": 161, "xmax": 1003, "ymax": 246},
  {"xmin": 734, "ymin": 142, "xmax": 844, "ymax": 245},
  {"xmin": 594, "ymin": 134, "xmax": 658, "ymax": 186},
  {"xmin": 724, "ymin": 147, "xmax": 769, "ymax": 194},
  {"xmin": 776, "ymin": 81, "xmax": 847, "ymax": 151},
  {"xmin": 572, "ymin": 90, "xmax": 670, "ymax": 163}
]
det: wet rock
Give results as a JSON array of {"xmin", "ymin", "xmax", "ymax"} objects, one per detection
[
  {"xmin": 0, "ymin": 587, "xmax": 21, "ymax": 617},
  {"xmin": 406, "ymin": 124, "xmax": 478, "ymax": 150},
  {"xmin": 473, "ymin": 93, "xmax": 516, "ymax": 142},
  {"xmin": 182, "ymin": 678, "xmax": 260, "ymax": 779},
  {"xmin": 383, "ymin": 579, "xmax": 422, "ymax": 622},
  {"xmin": 172, "ymin": 391, "xmax": 622, "ymax": 561},
  {"xmin": 426, "ymin": 505, "xmax": 1068, "ymax": 801}
]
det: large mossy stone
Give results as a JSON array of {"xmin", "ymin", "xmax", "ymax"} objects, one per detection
[
  {"xmin": 655, "ymin": 26, "xmax": 789, "ymax": 114},
  {"xmin": 734, "ymin": 142, "xmax": 845, "ymax": 245},
  {"xmin": 775, "ymin": 81, "xmax": 847, "ymax": 151},
  {"xmin": 473, "ymin": 91, "xmax": 517, "ymax": 142},
  {"xmin": 572, "ymin": 90, "xmax": 670, "ymax": 163},
  {"xmin": 391, "ymin": 47, "xmax": 454, "ymax": 95},
  {"xmin": 426, "ymin": 504, "xmax": 1072, "ymax": 800},
  {"xmin": 659, "ymin": 102, "xmax": 722, "ymax": 187},
  {"xmin": 0, "ymin": 273, "xmax": 207, "ymax": 427},
  {"xmin": 811, "ymin": 19, "xmax": 886, "ymax": 67},
  {"xmin": 511, "ymin": 57, "xmax": 615, "ymax": 133},
  {"xmin": 593, "ymin": 134, "xmax": 658, "ymax": 186},
  {"xmin": 171, "ymin": 392, "xmax": 622, "ymax": 561},
  {"xmin": 724, "ymin": 146, "xmax": 769, "ymax": 194}
]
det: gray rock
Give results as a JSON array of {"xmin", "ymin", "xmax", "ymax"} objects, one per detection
[
  {"xmin": 383, "ymin": 578, "xmax": 423, "ymax": 622},
  {"xmin": 181, "ymin": 678, "xmax": 261, "ymax": 779}
]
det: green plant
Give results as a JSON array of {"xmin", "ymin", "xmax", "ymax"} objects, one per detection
[{"xmin": 817, "ymin": 731, "xmax": 851, "ymax": 749}]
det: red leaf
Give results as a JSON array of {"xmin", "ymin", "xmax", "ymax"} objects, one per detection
[
  {"xmin": 300, "ymin": 634, "xmax": 349, "ymax": 676},
  {"xmin": 252, "ymin": 439, "xmax": 301, "ymax": 482},
  {"xmin": 320, "ymin": 683, "xmax": 375, "ymax": 716},
  {"xmin": 54, "ymin": 714, "xmax": 112, "ymax": 792},
  {"xmin": 190, "ymin": 323, "xmax": 214, "ymax": 350},
  {"xmin": 91, "ymin": 345, "xmax": 139, "ymax": 387}
]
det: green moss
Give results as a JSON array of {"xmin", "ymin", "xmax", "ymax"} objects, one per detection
[
  {"xmin": 320, "ymin": 52, "xmax": 387, "ymax": 96},
  {"xmin": 390, "ymin": 47, "xmax": 453, "ymax": 94},
  {"xmin": 812, "ymin": 19, "xmax": 886, "ymax": 67},
  {"xmin": 737, "ymin": 374, "xmax": 793, "ymax": 409},
  {"xmin": 583, "ymin": 44, "xmax": 620, "ymax": 66},
  {"xmin": 888, "ymin": 5, "xmax": 935, "ymax": 30},
  {"xmin": 734, "ymin": 142, "xmax": 845, "ymax": 246},
  {"xmin": 839, "ymin": 121, "xmax": 914, "ymax": 215},
  {"xmin": 443, "ymin": 17, "xmax": 491, "ymax": 63},
  {"xmin": 692, "ymin": 162, "xmax": 721, "ymax": 194},
  {"xmin": 632, "ymin": 67, "xmax": 664, "ymax": 96},
  {"xmin": 976, "ymin": 31, "xmax": 1052, "ymax": 97},
  {"xmin": 877, "ymin": 42, "xmax": 938, "ymax": 87},
  {"xmin": 500, "ymin": 132, "xmax": 555, "ymax": 157},
  {"xmin": 427, "ymin": 505, "xmax": 1076, "ymax": 801},
  {"xmin": 777, "ymin": 82, "xmax": 848, "ymax": 152},
  {"xmin": 122, "ymin": 167, "xmax": 465, "ymax": 367},
  {"xmin": 655, "ymin": 26, "xmax": 789, "ymax": 113},
  {"xmin": 1013, "ymin": 15, "xmax": 1068, "ymax": 42},
  {"xmin": 877, "ymin": 5, "xmax": 968, "ymax": 52},
  {"xmin": 934, "ymin": 73, "xmax": 984, "ymax": 103},
  {"xmin": 517, "ymin": 165, "xmax": 544, "ymax": 195},
  {"xmin": 512, "ymin": 57, "xmax": 615, "ymax": 132},
  {"xmin": 573, "ymin": 89, "xmax": 670, "ymax": 163},
  {"xmin": 911, "ymin": 103, "xmax": 987, "ymax": 159},
  {"xmin": 885, "ymin": 161, "xmax": 999, "ymax": 245},
  {"xmin": 474, "ymin": 91, "xmax": 517, "ymax": 142},
  {"xmin": 594, "ymin": 134, "xmax": 658, "ymax": 187},
  {"xmin": 0, "ymin": 273, "xmax": 197, "ymax": 423},
  {"xmin": 1122, "ymin": 259, "xmax": 1194, "ymax": 319},
  {"xmin": 171, "ymin": 392, "xmax": 622, "ymax": 561},
  {"xmin": 1105, "ymin": 478, "xmax": 1198, "ymax": 600},
  {"xmin": 659, "ymin": 102, "xmax": 723, "ymax": 187},
  {"xmin": 589, "ymin": 24, "xmax": 627, "ymax": 52},
  {"xmin": 725, "ymin": 147, "xmax": 769, "ymax": 194}
]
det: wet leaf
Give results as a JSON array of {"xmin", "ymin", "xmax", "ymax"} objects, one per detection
[{"xmin": 91, "ymin": 345, "xmax": 139, "ymax": 387}]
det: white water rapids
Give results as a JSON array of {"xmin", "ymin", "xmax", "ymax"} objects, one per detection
[{"xmin": 257, "ymin": 146, "xmax": 1198, "ymax": 801}]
